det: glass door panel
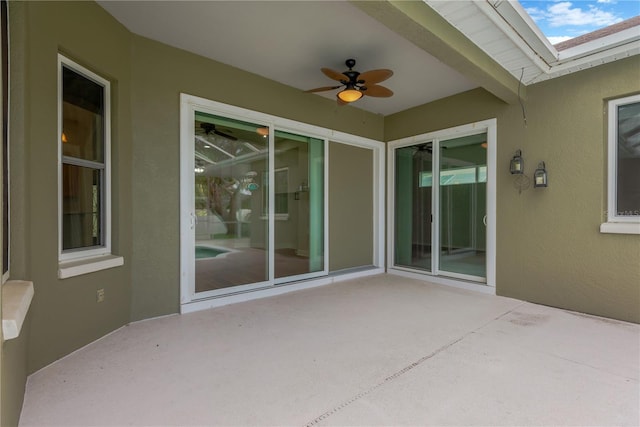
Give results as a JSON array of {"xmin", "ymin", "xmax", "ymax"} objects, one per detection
[
  {"xmin": 394, "ymin": 143, "xmax": 433, "ymax": 271},
  {"xmin": 438, "ymin": 134, "xmax": 487, "ymax": 280},
  {"xmin": 193, "ymin": 112, "xmax": 269, "ymax": 293},
  {"xmin": 273, "ymin": 130, "xmax": 324, "ymax": 280}
]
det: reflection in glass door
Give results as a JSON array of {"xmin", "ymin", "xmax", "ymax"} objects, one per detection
[
  {"xmin": 273, "ymin": 130, "xmax": 324, "ymax": 281},
  {"xmin": 393, "ymin": 132, "xmax": 488, "ymax": 283},
  {"xmin": 193, "ymin": 112, "xmax": 269, "ymax": 293},
  {"xmin": 394, "ymin": 142, "xmax": 433, "ymax": 271},
  {"xmin": 438, "ymin": 135, "xmax": 487, "ymax": 281},
  {"xmin": 189, "ymin": 111, "xmax": 326, "ymax": 296}
]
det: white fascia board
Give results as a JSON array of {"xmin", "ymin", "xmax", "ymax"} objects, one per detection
[
  {"xmin": 532, "ymin": 40, "xmax": 640, "ymax": 83},
  {"xmin": 556, "ymin": 27, "xmax": 640, "ymax": 62}
]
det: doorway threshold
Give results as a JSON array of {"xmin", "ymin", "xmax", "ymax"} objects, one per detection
[
  {"xmin": 181, "ymin": 266, "xmax": 384, "ymax": 314},
  {"xmin": 388, "ymin": 268, "xmax": 495, "ymax": 295}
]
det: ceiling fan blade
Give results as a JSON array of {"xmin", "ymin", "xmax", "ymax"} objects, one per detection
[
  {"xmin": 306, "ymin": 85, "xmax": 342, "ymax": 93},
  {"xmin": 358, "ymin": 69, "xmax": 393, "ymax": 85},
  {"xmin": 363, "ymin": 85, "xmax": 393, "ymax": 98},
  {"xmin": 214, "ymin": 130, "xmax": 238, "ymax": 141},
  {"xmin": 321, "ymin": 67, "xmax": 348, "ymax": 82}
]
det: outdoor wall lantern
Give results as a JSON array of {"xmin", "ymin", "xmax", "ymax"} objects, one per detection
[
  {"xmin": 534, "ymin": 162, "xmax": 548, "ymax": 188},
  {"xmin": 510, "ymin": 149, "xmax": 524, "ymax": 174}
]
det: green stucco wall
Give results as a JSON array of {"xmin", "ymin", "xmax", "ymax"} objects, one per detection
[
  {"xmin": 1, "ymin": 317, "xmax": 29, "ymax": 427},
  {"xmin": 328, "ymin": 142, "xmax": 374, "ymax": 271},
  {"xmin": 386, "ymin": 57, "xmax": 640, "ymax": 323},
  {"xmin": 10, "ymin": 1, "xmax": 134, "ymax": 375}
]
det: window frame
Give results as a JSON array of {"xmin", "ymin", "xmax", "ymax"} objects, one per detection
[
  {"xmin": 58, "ymin": 54, "xmax": 117, "ymax": 267},
  {"xmin": 601, "ymin": 94, "xmax": 640, "ymax": 235}
]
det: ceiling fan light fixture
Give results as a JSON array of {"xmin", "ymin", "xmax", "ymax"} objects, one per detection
[{"xmin": 337, "ymin": 87, "xmax": 363, "ymax": 103}]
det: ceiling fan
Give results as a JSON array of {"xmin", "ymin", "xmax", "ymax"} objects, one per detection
[
  {"xmin": 306, "ymin": 59, "xmax": 393, "ymax": 105},
  {"xmin": 199, "ymin": 122, "xmax": 237, "ymax": 141}
]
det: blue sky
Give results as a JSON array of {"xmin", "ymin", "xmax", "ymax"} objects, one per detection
[{"xmin": 519, "ymin": 0, "xmax": 640, "ymax": 44}]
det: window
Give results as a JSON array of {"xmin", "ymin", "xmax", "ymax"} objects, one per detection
[
  {"xmin": 601, "ymin": 94, "xmax": 640, "ymax": 234},
  {"xmin": 58, "ymin": 55, "xmax": 122, "ymax": 277}
]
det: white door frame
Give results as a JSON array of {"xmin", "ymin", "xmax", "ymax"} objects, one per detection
[
  {"xmin": 386, "ymin": 119, "xmax": 497, "ymax": 293},
  {"xmin": 180, "ymin": 94, "xmax": 386, "ymax": 312}
]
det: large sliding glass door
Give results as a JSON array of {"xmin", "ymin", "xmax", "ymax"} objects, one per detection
[
  {"xmin": 184, "ymin": 106, "xmax": 327, "ymax": 300},
  {"xmin": 391, "ymin": 124, "xmax": 494, "ymax": 286}
]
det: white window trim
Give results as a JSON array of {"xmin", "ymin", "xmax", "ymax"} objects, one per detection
[
  {"xmin": 57, "ymin": 55, "xmax": 122, "ymax": 277},
  {"xmin": 601, "ymin": 94, "xmax": 640, "ymax": 235}
]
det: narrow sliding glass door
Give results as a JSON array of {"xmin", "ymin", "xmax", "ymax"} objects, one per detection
[
  {"xmin": 392, "ymin": 130, "xmax": 489, "ymax": 284},
  {"xmin": 394, "ymin": 142, "xmax": 433, "ymax": 272},
  {"xmin": 438, "ymin": 135, "xmax": 487, "ymax": 281},
  {"xmin": 193, "ymin": 113, "xmax": 269, "ymax": 293},
  {"xmin": 185, "ymin": 107, "xmax": 326, "ymax": 299},
  {"xmin": 273, "ymin": 130, "xmax": 324, "ymax": 282}
]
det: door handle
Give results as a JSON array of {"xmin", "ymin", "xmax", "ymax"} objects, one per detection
[
  {"xmin": 190, "ymin": 212, "xmax": 198, "ymax": 229},
  {"xmin": 483, "ymin": 215, "xmax": 487, "ymax": 226}
]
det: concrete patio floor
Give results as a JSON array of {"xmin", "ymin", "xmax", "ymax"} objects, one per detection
[{"xmin": 19, "ymin": 274, "xmax": 639, "ymax": 426}]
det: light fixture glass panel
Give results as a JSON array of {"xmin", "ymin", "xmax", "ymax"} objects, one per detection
[{"xmin": 338, "ymin": 89, "xmax": 362, "ymax": 102}]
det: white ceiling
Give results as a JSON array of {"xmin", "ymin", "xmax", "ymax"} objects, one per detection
[{"xmin": 97, "ymin": 1, "xmax": 478, "ymax": 116}]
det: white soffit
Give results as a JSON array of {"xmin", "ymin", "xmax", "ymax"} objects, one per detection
[{"xmin": 426, "ymin": 0, "xmax": 640, "ymax": 85}]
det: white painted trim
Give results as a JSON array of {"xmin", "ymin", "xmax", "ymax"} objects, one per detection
[
  {"xmin": 600, "ymin": 222, "xmax": 640, "ymax": 235},
  {"xmin": 557, "ymin": 28, "xmax": 640, "ymax": 62},
  {"xmin": 179, "ymin": 99, "xmax": 195, "ymax": 304},
  {"xmin": 2, "ymin": 280, "xmax": 34, "ymax": 341},
  {"xmin": 57, "ymin": 54, "xmax": 113, "ymax": 263},
  {"xmin": 58, "ymin": 254, "xmax": 124, "ymax": 279},
  {"xmin": 388, "ymin": 268, "xmax": 495, "ymax": 295},
  {"xmin": 485, "ymin": 120, "xmax": 497, "ymax": 287},
  {"xmin": 373, "ymin": 138, "xmax": 386, "ymax": 268},
  {"xmin": 386, "ymin": 119, "xmax": 497, "ymax": 289},
  {"xmin": 180, "ymin": 267, "xmax": 384, "ymax": 314},
  {"xmin": 179, "ymin": 94, "xmax": 385, "ymax": 307},
  {"xmin": 604, "ymin": 94, "xmax": 640, "ymax": 233}
]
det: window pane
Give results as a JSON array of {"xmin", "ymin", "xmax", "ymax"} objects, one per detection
[
  {"xmin": 617, "ymin": 101, "xmax": 640, "ymax": 217},
  {"xmin": 62, "ymin": 164, "xmax": 102, "ymax": 250},
  {"xmin": 62, "ymin": 66, "xmax": 104, "ymax": 162}
]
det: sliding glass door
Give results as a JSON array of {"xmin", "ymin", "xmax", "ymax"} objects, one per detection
[
  {"xmin": 273, "ymin": 130, "xmax": 324, "ymax": 281},
  {"xmin": 394, "ymin": 143, "xmax": 433, "ymax": 272},
  {"xmin": 392, "ymin": 131, "xmax": 489, "ymax": 283},
  {"xmin": 186, "ymin": 109, "xmax": 326, "ymax": 298},
  {"xmin": 193, "ymin": 113, "xmax": 269, "ymax": 293},
  {"xmin": 438, "ymin": 135, "xmax": 487, "ymax": 281}
]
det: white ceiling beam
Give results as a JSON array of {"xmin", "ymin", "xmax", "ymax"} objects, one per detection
[{"xmin": 351, "ymin": 0, "xmax": 524, "ymax": 104}]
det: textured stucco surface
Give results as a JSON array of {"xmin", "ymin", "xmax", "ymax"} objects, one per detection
[{"xmin": 386, "ymin": 57, "xmax": 640, "ymax": 323}]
